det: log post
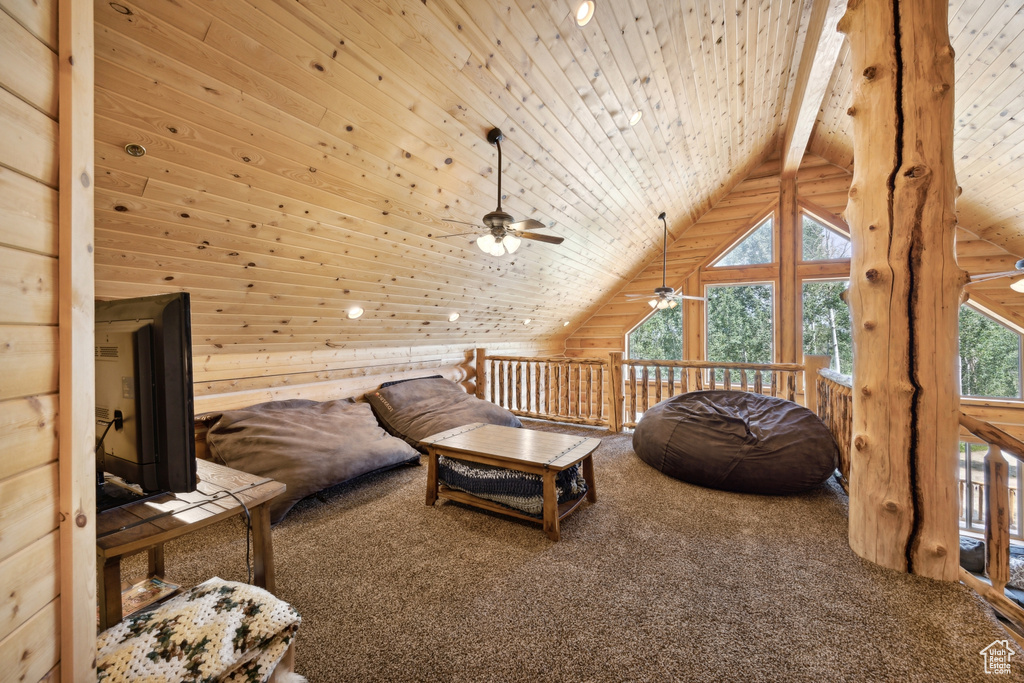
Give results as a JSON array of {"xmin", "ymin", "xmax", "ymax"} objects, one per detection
[
  {"xmin": 475, "ymin": 348, "xmax": 486, "ymax": 400},
  {"xmin": 840, "ymin": 0, "xmax": 965, "ymax": 580},
  {"xmin": 985, "ymin": 444, "xmax": 1010, "ymax": 592},
  {"xmin": 803, "ymin": 354, "xmax": 831, "ymax": 411},
  {"xmin": 609, "ymin": 352, "xmax": 624, "ymax": 433}
]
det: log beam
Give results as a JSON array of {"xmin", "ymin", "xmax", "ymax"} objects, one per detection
[
  {"xmin": 840, "ymin": 0, "xmax": 965, "ymax": 581},
  {"xmin": 781, "ymin": 0, "xmax": 847, "ymax": 177}
]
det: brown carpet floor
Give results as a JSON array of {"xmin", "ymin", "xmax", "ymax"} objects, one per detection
[{"xmin": 125, "ymin": 420, "xmax": 1024, "ymax": 682}]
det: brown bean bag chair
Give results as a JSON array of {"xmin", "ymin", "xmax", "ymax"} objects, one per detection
[{"xmin": 633, "ymin": 391, "xmax": 838, "ymax": 494}]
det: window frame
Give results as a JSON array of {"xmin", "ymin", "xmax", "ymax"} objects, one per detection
[
  {"xmin": 708, "ymin": 209, "xmax": 777, "ymax": 269},
  {"xmin": 958, "ymin": 300, "xmax": 1024, "ymax": 401},
  {"xmin": 703, "ymin": 280, "xmax": 777, "ymax": 367},
  {"xmin": 799, "ymin": 206, "xmax": 852, "ymax": 265},
  {"xmin": 799, "ymin": 277, "xmax": 852, "ymax": 374},
  {"xmin": 624, "ymin": 304, "xmax": 684, "ymax": 361}
]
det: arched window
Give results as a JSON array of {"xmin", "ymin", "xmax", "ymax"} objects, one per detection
[{"xmin": 711, "ymin": 215, "xmax": 774, "ymax": 267}]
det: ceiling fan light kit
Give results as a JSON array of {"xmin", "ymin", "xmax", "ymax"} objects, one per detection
[
  {"xmin": 440, "ymin": 128, "xmax": 565, "ymax": 256},
  {"xmin": 627, "ymin": 212, "xmax": 706, "ymax": 308}
]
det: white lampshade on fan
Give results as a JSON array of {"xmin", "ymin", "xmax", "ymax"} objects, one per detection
[
  {"xmin": 477, "ymin": 234, "xmax": 497, "ymax": 253},
  {"xmin": 503, "ymin": 234, "xmax": 522, "ymax": 253},
  {"xmin": 489, "ymin": 240, "xmax": 506, "ymax": 256},
  {"xmin": 1012, "ymin": 278, "xmax": 1024, "ymax": 293}
]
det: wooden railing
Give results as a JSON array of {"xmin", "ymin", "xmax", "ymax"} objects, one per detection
[
  {"xmin": 815, "ymin": 369, "xmax": 853, "ymax": 490},
  {"xmin": 475, "ymin": 350, "xmax": 609, "ymax": 427},
  {"xmin": 609, "ymin": 354, "xmax": 831, "ymax": 431},
  {"xmin": 476, "ymin": 349, "xmax": 830, "ymax": 433},
  {"xmin": 957, "ymin": 412, "xmax": 1024, "ymax": 633}
]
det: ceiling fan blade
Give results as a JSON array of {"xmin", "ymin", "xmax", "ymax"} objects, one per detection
[
  {"xmin": 508, "ymin": 218, "xmax": 547, "ymax": 232},
  {"xmin": 433, "ymin": 231, "xmax": 481, "ymax": 238},
  {"xmin": 675, "ymin": 294, "xmax": 706, "ymax": 301},
  {"xmin": 517, "ymin": 231, "xmax": 564, "ymax": 244},
  {"xmin": 624, "ymin": 293, "xmax": 653, "ymax": 298},
  {"xmin": 967, "ymin": 271, "xmax": 1024, "ymax": 284},
  {"xmin": 443, "ymin": 218, "xmax": 484, "ymax": 228}
]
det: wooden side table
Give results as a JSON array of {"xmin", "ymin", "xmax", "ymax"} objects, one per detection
[{"xmin": 96, "ymin": 459, "xmax": 285, "ymax": 630}]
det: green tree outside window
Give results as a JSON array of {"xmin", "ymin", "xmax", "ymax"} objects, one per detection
[
  {"xmin": 802, "ymin": 280, "xmax": 852, "ymax": 374},
  {"xmin": 959, "ymin": 304, "xmax": 1021, "ymax": 398},
  {"xmin": 706, "ymin": 283, "xmax": 774, "ymax": 382},
  {"xmin": 801, "ymin": 214, "xmax": 851, "ymax": 261},
  {"xmin": 713, "ymin": 218, "xmax": 774, "ymax": 267},
  {"xmin": 627, "ymin": 306, "xmax": 683, "ymax": 361}
]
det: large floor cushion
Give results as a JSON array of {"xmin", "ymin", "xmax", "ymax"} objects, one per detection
[
  {"xmin": 365, "ymin": 376, "xmax": 522, "ymax": 448},
  {"xmin": 633, "ymin": 391, "xmax": 838, "ymax": 494},
  {"xmin": 204, "ymin": 398, "xmax": 420, "ymax": 523},
  {"xmin": 437, "ymin": 455, "xmax": 587, "ymax": 518}
]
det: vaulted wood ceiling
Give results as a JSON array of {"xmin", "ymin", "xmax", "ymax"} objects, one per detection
[{"xmin": 93, "ymin": 0, "xmax": 1024, "ymax": 356}]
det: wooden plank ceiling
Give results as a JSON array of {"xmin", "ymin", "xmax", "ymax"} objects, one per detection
[
  {"xmin": 93, "ymin": 0, "xmax": 811, "ymax": 354},
  {"xmin": 94, "ymin": 0, "xmax": 1024, "ymax": 356},
  {"xmin": 810, "ymin": 1, "xmax": 1024, "ymax": 320}
]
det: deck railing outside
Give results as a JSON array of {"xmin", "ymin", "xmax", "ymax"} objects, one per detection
[{"xmin": 956, "ymin": 413, "xmax": 1024, "ymax": 632}]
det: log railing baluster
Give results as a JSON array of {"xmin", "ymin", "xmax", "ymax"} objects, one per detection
[
  {"xmin": 629, "ymin": 365, "xmax": 637, "ymax": 424},
  {"xmin": 641, "ymin": 366, "xmax": 649, "ymax": 413}
]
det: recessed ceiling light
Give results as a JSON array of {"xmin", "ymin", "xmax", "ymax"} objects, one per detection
[
  {"xmin": 347, "ymin": 307, "xmax": 364, "ymax": 319},
  {"xmin": 629, "ymin": 110, "xmax": 643, "ymax": 126},
  {"xmin": 575, "ymin": 1, "xmax": 595, "ymax": 27},
  {"xmin": 523, "ymin": 318, "xmax": 532, "ymax": 325},
  {"xmin": 563, "ymin": 321, "xmax": 570, "ymax": 327},
  {"xmin": 448, "ymin": 312, "xmax": 460, "ymax": 322}
]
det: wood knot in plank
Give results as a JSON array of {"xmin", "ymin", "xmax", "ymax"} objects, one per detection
[
  {"xmin": 862, "ymin": 66, "xmax": 877, "ymax": 80},
  {"xmin": 903, "ymin": 165, "xmax": 928, "ymax": 179},
  {"xmin": 854, "ymin": 435, "xmax": 867, "ymax": 450},
  {"xmin": 864, "ymin": 268, "xmax": 881, "ymax": 282},
  {"xmin": 883, "ymin": 500, "xmax": 899, "ymax": 512},
  {"xmin": 846, "ymin": 107, "xmax": 856, "ymax": 117}
]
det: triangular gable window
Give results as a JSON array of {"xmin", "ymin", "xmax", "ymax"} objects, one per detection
[
  {"xmin": 802, "ymin": 213, "xmax": 851, "ymax": 261},
  {"xmin": 711, "ymin": 216, "xmax": 773, "ymax": 267}
]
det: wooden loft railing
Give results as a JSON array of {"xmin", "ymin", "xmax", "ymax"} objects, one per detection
[
  {"xmin": 957, "ymin": 413, "xmax": 1024, "ymax": 633},
  {"xmin": 475, "ymin": 350, "xmax": 610, "ymax": 427},
  {"xmin": 610, "ymin": 354, "xmax": 830, "ymax": 431},
  {"xmin": 815, "ymin": 369, "xmax": 853, "ymax": 490},
  {"xmin": 474, "ymin": 348, "xmax": 830, "ymax": 433},
  {"xmin": 814, "ymin": 371, "xmax": 1024, "ymax": 632}
]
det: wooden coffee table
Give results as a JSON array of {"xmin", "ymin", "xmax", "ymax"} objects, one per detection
[{"xmin": 421, "ymin": 423, "xmax": 600, "ymax": 541}]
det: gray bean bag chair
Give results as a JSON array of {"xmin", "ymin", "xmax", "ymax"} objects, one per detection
[{"xmin": 633, "ymin": 391, "xmax": 838, "ymax": 494}]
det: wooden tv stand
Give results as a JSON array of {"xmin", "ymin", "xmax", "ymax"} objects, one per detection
[{"xmin": 95, "ymin": 459, "xmax": 285, "ymax": 629}]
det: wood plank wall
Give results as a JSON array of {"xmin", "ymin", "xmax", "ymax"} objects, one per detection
[
  {"xmin": 564, "ymin": 153, "xmax": 852, "ymax": 358},
  {"xmin": 0, "ymin": 0, "xmax": 63, "ymax": 680}
]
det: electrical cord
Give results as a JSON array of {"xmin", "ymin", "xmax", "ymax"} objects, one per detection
[{"xmin": 198, "ymin": 485, "xmax": 253, "ymax": 585}]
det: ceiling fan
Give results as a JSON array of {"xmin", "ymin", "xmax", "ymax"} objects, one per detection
[
  {"xmin": 965, "ymin": 259, "xmax": 1024, "ymax": 292},
  {"xmin": 625, "ymin": 212, "xmax": 705, "ymax": 309},
  {"xmin": 439, "ymin": 128, "xmax": 564, "ymax": 256}
]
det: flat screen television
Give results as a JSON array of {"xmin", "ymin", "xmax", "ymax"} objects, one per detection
[{"xmin": 95, "ymin": 292, "xmax": 197, "ymax": 510}]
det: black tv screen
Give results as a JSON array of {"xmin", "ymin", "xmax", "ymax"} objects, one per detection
[{"xmin": 95, "ymin": 292, "xmax": 196, "ymax": 497}]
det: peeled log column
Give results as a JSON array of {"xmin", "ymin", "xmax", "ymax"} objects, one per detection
[{"xmin": 840, "ymin": 0, "xmax": 965, "ymax": 581}]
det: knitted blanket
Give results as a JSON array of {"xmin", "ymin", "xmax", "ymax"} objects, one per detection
[{"xmin": 97, "ymin": 578, "xmax": 301, "ymax": 683}]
